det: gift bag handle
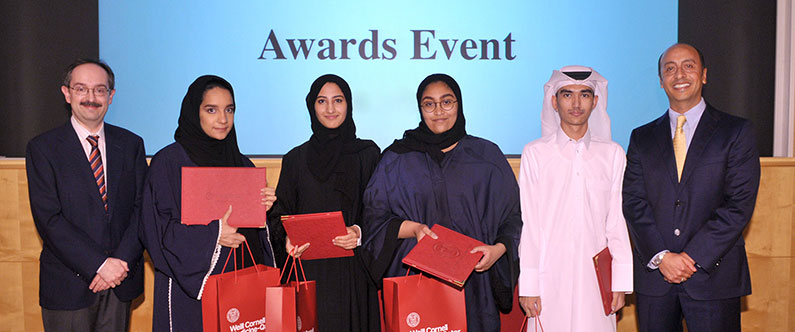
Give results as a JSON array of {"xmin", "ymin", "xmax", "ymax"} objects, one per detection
[
  {"xmin": 277, "ymin": 250, "xmax": 309, "ymax": 293},
  {"xmin": 518, "ymin": 314, "xmax": 545, "ymax": 332},
  {"xmin": 404, "ymin": 266, "xmax": 426, "ymax": 286},
  {"xmin": 295, "ymin": 255, "xmax": 308, "ymax": 282},
  {"xmin": 220, "ymin": 240, "xmax": 261, "ymax": 280},
  {"xmin": 291, "ymin": 256, "xmax": 311, "ymax": 293},
  {"xmin": 279, "ymin": 248, "xmax": 298, "ymax": 283}
]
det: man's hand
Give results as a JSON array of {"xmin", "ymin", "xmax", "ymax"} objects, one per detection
[
  {"xmin": 519, "ymin": 296, "xmax": 542, "ymax": 317},
  {"xmin": 260, "ymin": 187, "xmax": 277, "ymax": 211},
  {"xmin": 89, "ymin": 274, "xmax": 112, "ymax": 293},
  {"xmin": 611, "ymin": 292, "xmax": 626, "ymax": 314},
  {"xmin": 471, "ymin": 243, "xmax": 506, "ymax": 272},
  {"xmin": 659, "ymin": 252, "xmax": 696, "ymax": 283},
  {"xmin": 96, "ymin": 257, "xmax": 129, "ymax": 288},
  {"xmin": 286, "ymin": 236, "xmax": 310, "ymax": 258},
  {"xmin": 219, "ymin": 206, "xmax": 245, "ymax": 248},
  {"xmin": 332, "ymin": 226, "xmax": 360, "ymax": 250}
]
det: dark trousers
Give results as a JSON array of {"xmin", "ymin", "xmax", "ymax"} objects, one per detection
[
  {"xmin": 41, "ymin": 290, "xmax": 130, "ymax": 332},
  {"xmin": 636, "ymin": 284, "xmax": 741, "ymax": 332}
]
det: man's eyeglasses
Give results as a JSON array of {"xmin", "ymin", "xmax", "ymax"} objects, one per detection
[
  {"xmin": 420, "ymin": 99, "xmax": 457, "ymax": 113},
  {"xmin": 68, "ymin": 85, "xmax": 110, "ymax": 96}
]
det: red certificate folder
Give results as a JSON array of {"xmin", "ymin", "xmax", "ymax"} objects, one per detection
[
  {"xmin": 401, "ymin": 224, "xmax": 485, "ymax": 287},
  {"xmin": 280, "ymin": 211, "xmax": 353, "ymax": 260},
  {"xmin": 593, "ymin": 247, "xmax": 613, "ymax": 315},
  {"xmin": 180, "ymin": 167, "xmax": 267, "ymax": 228}
]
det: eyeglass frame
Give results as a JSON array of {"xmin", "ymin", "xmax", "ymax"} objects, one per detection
[
  {"xmin": 67, "ymin": 84, "xmax": 111, "ymax": 96},
  {"xmin": 420, "ymin": 99, "xmax": 458, "ymax": 113}
]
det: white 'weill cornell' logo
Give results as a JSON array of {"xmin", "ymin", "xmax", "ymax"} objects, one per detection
[
  {"xmin": 226, "ymin": 308, "xmax": 240, "ymax": 323},
  {"xmin": 297, "ymin": 315, "xmax": 302, "ymax": 330},
  {"xmin": 406, "ymin": 312, "xmax": 420, "ymax": 327}
]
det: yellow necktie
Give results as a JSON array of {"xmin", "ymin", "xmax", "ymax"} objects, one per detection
[{"xmin": 673, "ymin": 115, "xmax": 687, "ymax": 182}]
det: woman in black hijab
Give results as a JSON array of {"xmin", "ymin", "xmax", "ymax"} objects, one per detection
[
  {"xmin": 362, "ymin": 74, "xmax": 522, "ymax": 332},
  {"xmin": 139, "ymin": 75, "xmax": 277, "ymax": 332},
  {"xmin": 268, "ymin": 74, "xmax": 381, "ymax": 331}
]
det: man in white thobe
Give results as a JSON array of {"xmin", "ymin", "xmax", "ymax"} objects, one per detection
[{"xmin": 518, "ymin": 66, "xmax": 633, "ymax": 331}]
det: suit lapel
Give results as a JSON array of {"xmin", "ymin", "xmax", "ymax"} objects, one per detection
[
  {"xmin": 105, "ymin": 125, "xmax": 122, "ymax": 216},
  {"xmin": 651, "ymin": 113, "xmax": 680, "ymax": 186},
  {"xmin": 58, "ymin": 122, "xmax": 105, "ymax": 208},
  {"xmin": 680, "ymin": 106, "xmax": 720, "ymax": 185}
]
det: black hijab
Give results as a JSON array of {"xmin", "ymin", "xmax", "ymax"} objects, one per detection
[
  {"xmin": 305, "ymin": 74, "xmax": 372, "ymax": 181},
  {"xmin": 386, "ymin": 73, "xmax": 467, "ymax": 164},
  {"xmin": 174, "ymin": 75, "xmax": 246, "ymax": 167}
]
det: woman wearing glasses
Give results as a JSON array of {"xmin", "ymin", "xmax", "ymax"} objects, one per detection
[
  {"xmin": 267, "ymin": 74, "xmax": 381, "ymax": 331},
  {"xmin": 362, "ymin": 73, "xmax": 522, "ymax": 332}
]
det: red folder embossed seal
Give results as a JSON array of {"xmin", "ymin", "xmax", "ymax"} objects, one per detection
[
  {"xmin": 181, "ymin": 167, "xmax": 267, "ymax": 227},
  {"xmin": 401, "ymin": 224, "xmax": 485, "ymax": 287}
]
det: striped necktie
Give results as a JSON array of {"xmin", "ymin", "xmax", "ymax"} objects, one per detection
[
  {"xmin": 673, "ymin": 115, "xmax": 687, "ymax": 182},
  {"xmin": 86, "ymin": 135, "xmax": 107, "ymax": 211}
]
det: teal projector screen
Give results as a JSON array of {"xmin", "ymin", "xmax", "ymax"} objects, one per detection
[{"xmin": 100, "ymin": 1, "xmax": 677, "ymax": 155}]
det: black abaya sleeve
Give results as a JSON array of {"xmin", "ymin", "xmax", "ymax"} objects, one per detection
[{"xmin": 267, "ymin": 150, "xmax": 299, "ymax": 268}]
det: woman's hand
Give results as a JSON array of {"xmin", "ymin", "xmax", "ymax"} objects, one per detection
[
  {"xmin": 261, "ymin": 187, "xmax": 277, "ymax": 211},
  {"xmin": 286, "ymin": 236, "xmax": 310, "ymax": 258},
  {"xmin": 471, "ymin": 243, "xmax": 506, "ymax": 272},
  {"xmin": 332, "ymin": 226, "xmax": 360, "ymax": 250},
  {"xmin": 218, "ymin": 206, "xmax": 245, "ymax": 248},
  {"xmin": 398, "ymin": 220, "xmax": 438, "ymax": 242}
]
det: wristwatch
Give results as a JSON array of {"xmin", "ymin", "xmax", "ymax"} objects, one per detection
[{"xmin": 651, "ymin": 250, "xmax": 669, "ymax": 267}]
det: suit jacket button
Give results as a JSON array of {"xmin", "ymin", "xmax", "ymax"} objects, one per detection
[
  {"xmin": 675, "ymin": 200, "xmax": 682, "ymax": 207},
  {"xmin": 674, "ymin": 228, "xmax": 681, "ymax": 236}
]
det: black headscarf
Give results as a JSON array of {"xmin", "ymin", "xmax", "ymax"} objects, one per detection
[
  {"xmin": 174, "ymin": 75, "xmax": 246, "ymax": 167},
  {"xmin": 386, "ymin": 73, "xmax": 467, "ymax": 164},
  {"xmin": 305, "ymin": 74, "xmax": 372, "ymax": 181}
]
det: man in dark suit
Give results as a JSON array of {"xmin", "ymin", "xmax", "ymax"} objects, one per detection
[
  {"xmin": 622, "ymin": 43, "xmax": 760, "ymax": 332},
  {"xmin": 26, "ymin": 58, "xmax": 146, "ymax": 331}
]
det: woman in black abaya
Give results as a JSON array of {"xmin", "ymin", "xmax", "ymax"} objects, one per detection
[{"xmin": 267, "ymin": 74, "xmax": 381, "ymax": 331}]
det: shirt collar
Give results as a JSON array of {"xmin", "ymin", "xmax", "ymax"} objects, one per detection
[
  {"xmin": 555, "ymin": 125, "xmax": 591, "ymax": 150},
  {"xmin": 71, "ymin": 115, "xmax": 105, "ymax": 140},
  {"xmin": 667, "ymin": 97, "xmax": 706, "ymax": 127}
]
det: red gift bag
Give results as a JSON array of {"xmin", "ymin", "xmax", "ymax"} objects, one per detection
[
  {"xmin": 202, "ymin": 241, "xmax": 281, "ymax": 332},
  {"xmin": 382, "ymin": 272, "xmax": 467, "ymax": 332},
  {"xmin": 265, "ymin": 286, "xmax": 296, "ymax": 331},
  {"xmin": 265, "ymin": 255, "xmax": 318, "ymax": 332}
]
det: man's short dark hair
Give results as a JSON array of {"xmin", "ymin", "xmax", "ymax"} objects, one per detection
[
  {"xmin": 657, "ymin": 44, "xmax": 706, "ymax": 77},
  {"xmin": 62, "ymin": 58, "xmax": 115, "ymax": 90}
]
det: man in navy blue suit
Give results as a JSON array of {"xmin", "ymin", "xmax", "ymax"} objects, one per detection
[
  {"xmin": 623, "ymin": 43, "xmax": 760, "ymax": 331},
  {"xmin": 26, "ymin": 59, "xmax": 146, "ymax": 331}
]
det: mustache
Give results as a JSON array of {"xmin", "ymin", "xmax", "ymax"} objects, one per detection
[{"xmin": 80, "ymin": 101, "xmax": 102, "ymax": 107}]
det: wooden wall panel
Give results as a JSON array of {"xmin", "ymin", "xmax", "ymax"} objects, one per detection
[
  {"xmin": 129, "ymin": 259, "xmax": 154, "ymax": 332},
  {"xmin": 744, "ymin": 160, "xmax": 794, "ymax": 257},
  {"xmin": 1, "ymin": 157, "xmax": 793, "ymax": 332}
]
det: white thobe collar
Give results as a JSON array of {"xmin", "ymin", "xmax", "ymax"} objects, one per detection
[{"xmin": 555, "ymin": 125, "xmax": 592, "ymax": 151}]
